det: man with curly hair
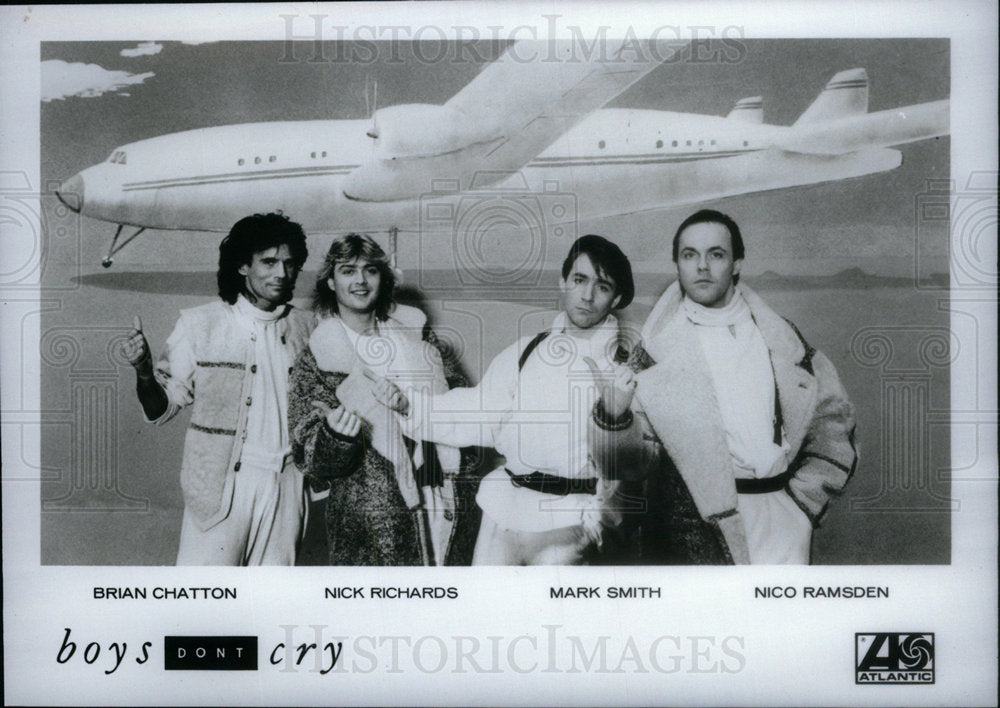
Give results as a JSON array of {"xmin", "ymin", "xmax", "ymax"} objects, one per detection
[{"xmin": 124, "ymin": 212, "xmax": 313, "ymax": 565}]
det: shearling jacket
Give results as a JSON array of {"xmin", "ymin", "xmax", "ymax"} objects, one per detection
[
  {"xmin": 288, "ymin": 305, "xmax": 480, "ymax": 566},
  {"xmin": 154, "ymin": 299, "xmax": 314, "ymax": 530},
  {"xmin": 616, "ymin": 283, "xmax": 857, "ymax": 564}
]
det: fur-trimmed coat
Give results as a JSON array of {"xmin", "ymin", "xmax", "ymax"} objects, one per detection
[
  {"xmin": 613, "ymin": 283, "xmax": 857, "ymax": 564},
  {"xmin": 288, "ymin": 306, "xmax": 480, "ymax": 566}
]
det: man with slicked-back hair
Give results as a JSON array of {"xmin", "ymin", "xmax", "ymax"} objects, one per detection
[{"xmin": 620, "ymin": 209, "xmax": 857, "ymax": 564}]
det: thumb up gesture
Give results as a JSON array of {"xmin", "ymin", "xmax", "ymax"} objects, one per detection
[
  {"xmin": 583, "ymin": 355, "xmax": 636, "ymax": 420},
  {"xmin": 124, "ymin": 316, "xmax": 153, "ymax": 375}
]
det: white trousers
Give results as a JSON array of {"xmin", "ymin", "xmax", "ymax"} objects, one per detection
[
  {"xmin": 176, "ymin": 456, "xmax": 306, "ymax": 566},
  {"xmin": 471, "ymin": 514, "xmax": 594, "ymax": 566},
  {"xmin": 740, "ymin": 490, "xmax": 813, "ymax": 564}
]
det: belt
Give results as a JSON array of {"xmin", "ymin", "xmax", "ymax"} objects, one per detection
[
  {"xmin": 735, "ymin": 470, "xmax": 793, "ymax": 494},
  {"xmin": 505, "ymin": 469, "xmax": 598, "ymax": 496}
]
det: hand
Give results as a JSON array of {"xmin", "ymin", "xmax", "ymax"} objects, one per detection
[
  {"xmin": 312, "ymin": 400, "xmax": 362, "ymax": 437},
  {"xmin": 124, "ymin": 315, "xmax": 153, "ymax": 376},
  {"xmin": 363, "ymin": 368, "xmax": 410, "ymax": 415},
  {"xmin": 583, "ymin": 355, "xmax": 636, "ymax": 420}
]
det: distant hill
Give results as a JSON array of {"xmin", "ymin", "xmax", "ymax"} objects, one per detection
[
  {"xmin": 631, "ymin": 267, "xmax": 948, "ymax": 294},
  {"xmin": 74, "ymin": 267, "xmax": 949, "ymax": 297},
  {"xmin": 748, "ymin": 267, "xmax": 949, "ymax": 290}
]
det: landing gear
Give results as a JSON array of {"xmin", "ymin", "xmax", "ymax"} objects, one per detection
[
  {"xmin": 388, "ymin": 226, "xmax": 401, "ymax": 283},
  {"xmin": 102, "ymin": 224, "xmax": 147, "ymax": 268}
]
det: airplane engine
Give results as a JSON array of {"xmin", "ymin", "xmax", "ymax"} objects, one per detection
[
  {"xmin": 344, "ymin": 103, "xmax": 511, "ymax": 201},
  {"xmin": 369, "ymin": 103, "xmax": 500, "ymax": 159}
]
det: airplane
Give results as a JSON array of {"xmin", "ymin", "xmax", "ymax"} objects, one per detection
[{"xmin": 54, "ymin": 40, "xmax": 949, "ymax": 268}]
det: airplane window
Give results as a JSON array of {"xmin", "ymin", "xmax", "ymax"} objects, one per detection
[
  {"xmin": 698, "ymin": 140, "xmax": 704, "ymax": 146},
  {"xmin": 656, "ymin": 140, "xmax": 663, "ymax": 148},
  {"xmin": 254, "ymin": 157, "xmax": 261, "ymax": 164},
  {"xmin": 238, "ymin": 158, "xmax": 245, "ymax": 166},
  {"xmin": 598, "ymin": 140, "xmax": 605, "ymax": 149},
  {"xmin": 672, "ymin": 140, "xmax": 678, "ymax": 147},
  {"xmin": 311, "ymin": 152, "xmax": 316, "ymax": 158},
  {"xmin": 711, "ymin": 140, "xmax": 717, "ymax": 146},
  {"xmin": 743, "ymin": 140, "xmax": 749, "ymax": 147},
  {"xmin": 321, "ymin": 151, "xmax": 327, "ymax": 157},
  {"xmin": 269, "ymin": 156, "xmax": 276, "ymax": 163},
  {"xmin": 686, "ymin": 140, "xmax": 692, "ymax": 146}
]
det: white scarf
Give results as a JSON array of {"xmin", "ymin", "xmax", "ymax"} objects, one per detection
[
  {"xmin": 234, "ymin": 295, "xmax": 291, "ymax": 456},
  {"xmin": 684, "ymin": 288, "xmax": 790, "ymax": 480},
  {"xmin": 681, "ymin": 287, "xmax": 752, "ymax": 328}
]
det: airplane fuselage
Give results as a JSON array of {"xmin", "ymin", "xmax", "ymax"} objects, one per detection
[{"xmin": 62, "ymin": 107, "xmax": 910, "ymax": 236}]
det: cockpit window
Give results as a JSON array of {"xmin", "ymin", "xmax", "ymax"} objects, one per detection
[{"xmin": 107, "ymin": 150, "xmax": 127, "ymax": 164}]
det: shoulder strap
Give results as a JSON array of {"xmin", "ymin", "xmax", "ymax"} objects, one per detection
[{"xmin": 518, "ymin": 331, "xmax": 550, "ymax": 372}]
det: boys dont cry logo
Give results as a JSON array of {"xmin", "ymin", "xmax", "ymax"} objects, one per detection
[{"xmin": 855, "ymin": 633, "xmax": 934, "ymax": 684}]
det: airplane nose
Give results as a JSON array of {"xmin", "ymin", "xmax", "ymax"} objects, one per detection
[{"xmin": 55, "ymin": 173, "xmax": 84, "ymax": 213}]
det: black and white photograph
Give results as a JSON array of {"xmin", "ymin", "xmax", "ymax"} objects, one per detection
[
  {"xmin": 35, "ymin": 35, "xmax": 953, "ymax": 568},
  {"xmin": 2, "ymin": 3, "xmax": 996, "ymax": 706}
]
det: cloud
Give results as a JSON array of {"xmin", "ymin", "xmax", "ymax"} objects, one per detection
[
  {"xmin": 120, "ymin": 42, "xmax": 163, "ymax": 58},
  {"xmin": 41, "ymin": 60, "xmax": 154, "ymax": 102}
]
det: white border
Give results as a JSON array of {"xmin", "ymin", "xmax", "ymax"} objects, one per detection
[{"xmin": 2, "ymin": 3, "xmax": 997, "ymax": 706}]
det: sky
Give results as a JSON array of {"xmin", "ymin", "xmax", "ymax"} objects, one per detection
[{"xmin": 39, "ymin": 38, "xmax": 950, "ymax": 277}]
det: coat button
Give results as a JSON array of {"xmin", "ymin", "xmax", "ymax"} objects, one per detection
[
  {"xmin": 246, "ymin": 396, "xmax": 252, "ymax": 406},
  {"xmin": 250, "ymin": 333, "xmax": 256, "ymax": 342},
  {"xmin": 251, "ymin": 365, "xmax": 257, "ymax": 374},
  {"xmin": 444, "ymin": 510, "xmax": 454, "ymax": 521},
  {"xmin": 234, "ymin": 461, "xmax": 241, "ymax": 471}
]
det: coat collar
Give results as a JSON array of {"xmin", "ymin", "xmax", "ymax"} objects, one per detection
[
  {"xmin": 635, "ymin": 311, "xmax": 738, "ymax": 521},
  {"xmin": 309, "ymin": 304, "xmax": 427, "ymax": 374},
  {"xmin": 635, "ymin": 280, "xmax": 819, "ymax": 553},
  {"xmin": 643, "ymin": 282, "xmax": 810, "ymax": 370}
]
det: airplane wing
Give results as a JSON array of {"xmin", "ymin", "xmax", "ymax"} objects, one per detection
[{"xmin": 342, "ymin": 39, "xmax": 679, "ymax": 202}]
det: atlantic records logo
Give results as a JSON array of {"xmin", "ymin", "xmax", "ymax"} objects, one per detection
[{"xmin": 855, "ymin": 633, "xmax": 935, "ymax": 684}]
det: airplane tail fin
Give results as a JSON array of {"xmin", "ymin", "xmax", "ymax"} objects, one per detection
[
  {"xmin": 727, "ymin": 96, "xmax": 763, "ymax": 123},
  {"xmin": 778, "ymin": 99, "xmax": 948, "ymax": 155},
  {"xmin": 794, "ymin": 68, "xmax": 868, "ymax": 126}
]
